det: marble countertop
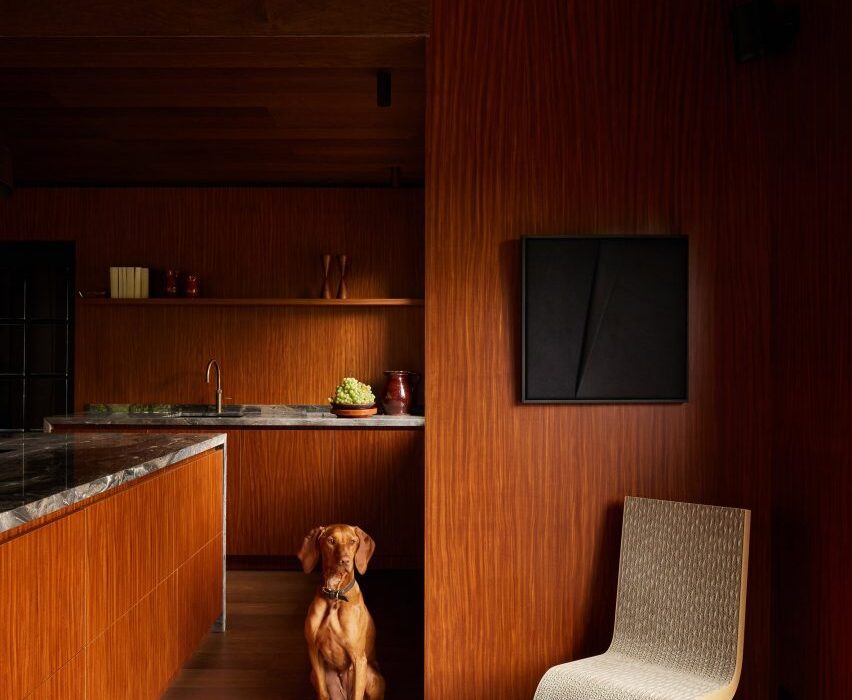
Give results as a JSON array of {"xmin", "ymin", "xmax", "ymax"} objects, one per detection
[
  {"xmin": 0, "ymin": 432, "xmax": 226, "ymax": 536},
  {"xmin": 44, "ymin": 404, "xmax": 425, "ymax": 430}
]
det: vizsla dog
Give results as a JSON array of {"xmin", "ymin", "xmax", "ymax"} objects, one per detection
[{"xmin": 298, "ymin": 524, "xmax": 385, "ymax": 700}]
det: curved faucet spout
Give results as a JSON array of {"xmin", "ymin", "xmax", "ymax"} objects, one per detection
[{"xmin": 205, "ymin": 359, "xmax": 223, "ymax": 413}]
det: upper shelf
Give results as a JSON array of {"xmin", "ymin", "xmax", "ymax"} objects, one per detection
[{"xmin": 77, "ymin": 297, "xmax": 423, "ymax": 307}]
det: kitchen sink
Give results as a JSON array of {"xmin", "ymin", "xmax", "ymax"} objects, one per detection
[
  {"xmin": 168, "ymin": 404, "xmax": 263, "ymax": 418},
  {"xmin": 85, "ymin": 403, "xmax": 312, "ymax": 419}
]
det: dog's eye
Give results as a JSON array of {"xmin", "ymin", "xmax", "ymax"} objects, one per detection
[
  {"xmin": 350, "ymin": 539, "xmax": 357, "ymax": 545},
  {"xmin": 326, "ymin": 538, "xmax": 334, "ymax": 545}
]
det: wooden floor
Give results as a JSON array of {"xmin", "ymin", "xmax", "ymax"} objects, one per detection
[{"xmin": 163, "ymin": 570, "xmax": 424, "ymax": 699}]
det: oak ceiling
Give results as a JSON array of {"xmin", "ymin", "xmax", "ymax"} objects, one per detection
[{"xmin": 0, "ymin": 1, "xmax": 429, "ymax": 186}]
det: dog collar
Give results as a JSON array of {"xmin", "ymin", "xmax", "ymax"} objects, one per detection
[{"xmin": 321, "ymin": 578, "xmax": 355, "ymax": 602}]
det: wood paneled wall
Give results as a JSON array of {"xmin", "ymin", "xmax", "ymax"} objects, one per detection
[
  {"xmin": 425, "ymin": 2, "xmax": 771, "ymax": 698},
  {"xmin": 0, "ymin": 188, "xmax": 424, "ymax": 407},
  {"xmin": 769, "ymin": 1, "xmax": 852, "ymax": 697}
]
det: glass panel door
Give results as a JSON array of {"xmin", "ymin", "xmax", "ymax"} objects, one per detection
[{"xmin": 0, "ymin": 242, "xmax": 75, "ymax": 432}]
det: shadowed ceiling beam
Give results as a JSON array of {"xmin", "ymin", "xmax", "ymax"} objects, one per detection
[{"xmin": 0, "ymin": 0, "xmax": 431, "ymax": 38}]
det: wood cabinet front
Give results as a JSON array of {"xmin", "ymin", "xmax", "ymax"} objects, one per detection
[
  {"xmin": 49, "ymin": 424, "xmax": 424, "ymax": 568},
  {"xmin": 0, "ymin": 449, "xmax": 224, "ymax": 700},
  {"xmin": 231, "ymin": 429, "xmax": 423, "ymax": 568},
  {"xmin": 234, "ymin": 430, "xmax": 333, "ymax": 556},
  {"xmin": 334, "ymin": 430, "xmax": 424, "ymax": 569},
  {"xmin": 0, "ymin": 512, "xmax": 87, "ymax": 699}
]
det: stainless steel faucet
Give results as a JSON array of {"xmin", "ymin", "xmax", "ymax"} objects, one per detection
[{"xmin": 205, "ymin": 359, "xmax": 223, "ymax": 413}]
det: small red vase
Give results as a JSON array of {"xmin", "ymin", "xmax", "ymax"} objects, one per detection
[
  {"xmin": 381, "ymin": 370, "xmax": 418, "ymax": 416},
  {"xmin": 164, "ymin": 269, "xmax": 179, "ymax": 297},
  {"xmin": 183, "ymin": 273, "xmax": 200, "ymax": 298}
]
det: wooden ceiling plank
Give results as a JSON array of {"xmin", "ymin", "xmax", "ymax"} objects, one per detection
[
  {"xmin": 0, "ymin": 107, "xmax": 423, "ymax": 131},
  {"xmin": 11, "ymin": 139, "xmax": 424, "ymax": 160},
  {"xmin": 0, "ymin": 67, "xmax": 426, "ymax": 90},
  {"xmin": 1, "ymin": 119, "xmax": 423, "ymax": 142},
  {"xmin": 0, "ymin": 1, "xmax": 431, "ymax": 37},
  {"xmin": 0, "ymin": 26, "xmax": 427, "ymax": 185},
  {"xmin": 0, "ymin": 37, "xmax": 426, "ymax": 69},
  {"xmin": 13, "ymin": 162, "xmax": 426, "ymax": 187}
]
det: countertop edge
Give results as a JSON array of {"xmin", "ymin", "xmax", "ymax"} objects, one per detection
[
  {"xmin": 44, "ymin": 414, "xmax": 425, "ymax": 430},
  {"xmin": 0, "ymin": 433, "xmax": 226, "ymax": 537}
]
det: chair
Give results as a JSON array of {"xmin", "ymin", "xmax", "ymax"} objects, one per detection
[{"xmin": 535, "ymin": 496, "xmax": 750, "ymax": 700}]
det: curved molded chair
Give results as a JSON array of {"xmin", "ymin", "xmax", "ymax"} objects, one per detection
[{"xmin": 535, "ymin": 496, "xmax": 750, "ymax": 700}]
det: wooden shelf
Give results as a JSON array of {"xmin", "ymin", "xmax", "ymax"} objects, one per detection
[{"xmin": 77, "ymin": 297, "xmax": 423, "ymax": 307}]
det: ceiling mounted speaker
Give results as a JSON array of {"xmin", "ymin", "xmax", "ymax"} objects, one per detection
[
  {"xmin": 0, "ymin": 146, "xmax": 12, "ymax": 197},
  {"xmin": 731, "ymin": 0, "xmax": 800, "ymax": 63},
  {"xmin": 377, "ymin": 70, "xmax": 392, "ymax": 107}
]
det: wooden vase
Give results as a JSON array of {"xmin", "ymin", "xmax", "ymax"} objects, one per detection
[
  {"xmin": 337, "ymin": 254, "xmax": 349, "ymax": 299},
  {"xmin": 320, "ymin": 254, "xmax": 333, "ymax": 299}
]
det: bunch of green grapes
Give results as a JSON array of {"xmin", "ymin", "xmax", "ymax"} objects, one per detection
[{"xmin": 329, "ymin": 377, "xmax": 376, "ymax": 406}]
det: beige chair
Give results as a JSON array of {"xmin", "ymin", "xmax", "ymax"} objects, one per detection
[{"xmin": 535, "ymin": 496, "xmax": 750, "ymax": 700}]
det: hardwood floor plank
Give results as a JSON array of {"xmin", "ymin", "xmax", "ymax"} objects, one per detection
[{"xmin": 163, "ymin": 570, "xmax": 423, "ymax": 699}]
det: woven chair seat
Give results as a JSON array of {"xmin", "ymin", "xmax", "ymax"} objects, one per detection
[
  {"xmin": 537, "ymin": 651, "xmax": 723, "ymax": 700},
  {"xmin": 535, "ymin": 497, "xmax": 750, "ymax": 700}
]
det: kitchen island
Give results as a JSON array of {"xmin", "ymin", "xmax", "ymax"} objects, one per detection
[{"xmin": 0, "ymin": 432, "xmax": 226, "ymax": 700}]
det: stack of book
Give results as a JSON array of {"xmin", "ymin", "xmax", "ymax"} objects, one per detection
[{"xmin": 110, "ymin": 267, "xmax": 150, "ymax": 298}]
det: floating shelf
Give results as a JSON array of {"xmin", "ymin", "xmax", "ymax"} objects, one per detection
[{"xmin": 77, "ymin": 297, "xmax": 423, "ymax": 307}]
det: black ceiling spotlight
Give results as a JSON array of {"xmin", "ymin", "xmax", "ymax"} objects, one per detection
[
  {"xmin": 731, "ymin": 0, "xmax": 800, "ymax": 63},
  {"xmin": 377, "ymin": 70, "xmax": 392, "ymax": 107},
  {"xmin": 0, "ymin": 145, "xmax": 13, "ymax": 197}
]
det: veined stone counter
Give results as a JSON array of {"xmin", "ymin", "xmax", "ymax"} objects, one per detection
[
  {"xmin": 0, "ymin": 431, "xmax": 226, "ymax": 535},
  {"xmin": 44, "ymin": 404, "xmax": 425, "ymax": 430}
]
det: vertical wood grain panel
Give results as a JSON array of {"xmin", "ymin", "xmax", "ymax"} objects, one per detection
[
  {"xmin": 0, "ymin": 513, "xmax": 87, "ymax": 699},
  {"xmin": 0, "ymin": 188, "xmax": 423, "ymax": 298},
  {"xmin": 86, "ymin": 450, "xmax": 222, "ymax": 640},
  {"xmin": 236, "ymin": 430, "xmax": 334, "ymax": 555},
  {"xmin": 87, "ymin": 572, "xmax": 180, "ymax": 700},
  {"xmin": 334, "ymin": 430, "xmax": 424, "ymax": 568},
  {"xmin": 177, "ymin": 535, "xmax": 225, "ymax": 665},
  {"xmin": 770, "ymin": 1, "xmax": 852, "ymax": 697},
  {"xmin": 73, "ymin": 305, "xmax": 424, "ymax": 408},
  {"xmin": 24, "ymin": 651, "xmax": 86, "ymax": 700},
  {"xmin": 132, "ymin": 428, "xmax": 239, "ymax": 554},
  {"xmin": 0, "ymin": 187, "xmax": 425, "ymax": 409},
  {"xmin": 426, "ymin": 2, "xmax": 771, "ymax": 698},
  {"xmin": 85, "ymin": 486, "xmax": 136, "ymax": 639},
  {"xmin": 172, "ymin": 451, "xmax": 224, "ymax": 565},
  {"xmin": 86, "ymin": 468, "xmax": 177, "ymax": 639}
]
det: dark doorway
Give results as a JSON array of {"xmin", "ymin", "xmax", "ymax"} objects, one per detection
[{"xmin": 0, "ymin": 242, "xmax": 75, "ymax": 432}]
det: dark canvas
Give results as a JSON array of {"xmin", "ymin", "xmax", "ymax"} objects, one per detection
[{"xmin": 522, "ymin": 236, "xmax": 687, "ymax": 402}]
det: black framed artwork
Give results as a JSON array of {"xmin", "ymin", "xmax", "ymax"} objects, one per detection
[{"xmin": 521, "ymin": 235, "xmax": 688, "ymax": 403}]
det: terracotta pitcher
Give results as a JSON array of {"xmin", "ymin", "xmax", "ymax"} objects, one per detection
[{"xmin": 381, "ymin": 370, "xmax": 418, "ymax": 416}]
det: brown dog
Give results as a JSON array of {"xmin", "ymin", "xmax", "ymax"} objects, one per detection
[{"xmin": 298, "ymin": 524, "xmax": 386, "ymax": 700}]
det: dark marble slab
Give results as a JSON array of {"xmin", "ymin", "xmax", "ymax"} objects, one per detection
[
  {"xmin": 44, "ymin": 404, "xmax": 425, "ymax": 430},
  {"xmin": 0, "ymin": 432, "xmax": 226, "ymax": 535}
]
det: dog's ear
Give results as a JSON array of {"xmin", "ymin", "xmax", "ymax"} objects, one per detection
[
  {"xmin": 297, "ymin": 526, "xmax": 325, "ymax": 573},
  {"xmin": 354, "ymin": 527, "xmax": 376, "ymax": 575}
]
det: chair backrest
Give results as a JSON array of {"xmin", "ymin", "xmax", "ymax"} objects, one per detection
[{"xmin": 610, "ymin": 497, "xmax": 750, "ymax": 688}]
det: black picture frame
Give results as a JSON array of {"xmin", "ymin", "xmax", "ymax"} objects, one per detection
[{"xmin": 521, "ymin": 235, "xmax": 688, "ymax": 404}]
